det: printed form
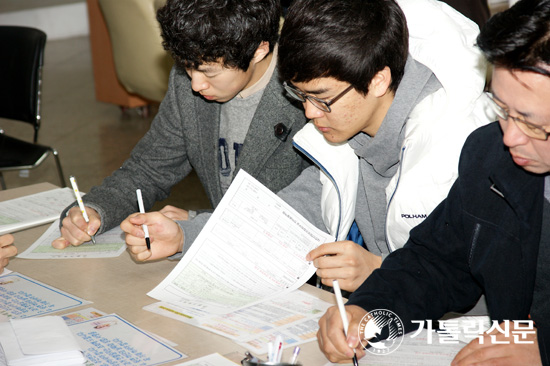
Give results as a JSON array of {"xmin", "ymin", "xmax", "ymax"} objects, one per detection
[
  {"xmin": 0, "ymin": 188, "xmax": 76, "ymax": 235},
  {"xmin": 148, "ymin": 170, "xmax": 335, "ymax": 315},
  {"xmin": 18, "ymin": 219, "xmax": 126, "ymax": 259}
]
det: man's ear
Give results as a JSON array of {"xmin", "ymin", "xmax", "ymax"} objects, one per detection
[
  {"xmin": 251, "ymin": 41, "xmax": 270, "ymax": 65},
  {"xmin": 369, "ymin": 66, "xmax": 392, "ymax": 98}
]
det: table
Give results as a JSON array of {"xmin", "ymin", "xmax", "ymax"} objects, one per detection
[{"xmin": 5, "ymin": 183, "xmax": 335, "ymax": 366}]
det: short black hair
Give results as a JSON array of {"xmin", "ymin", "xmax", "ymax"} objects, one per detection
[
  {"xmin": 278, "ymin": 0, "xmax": 408, "ymax": 94},
  {"xmin": 157, "ymin": 0, "xmax": 281, "ymax": 71},
  {"xmin": 477, "ymin": 0, "xmax": 550, "ymax": 77}
]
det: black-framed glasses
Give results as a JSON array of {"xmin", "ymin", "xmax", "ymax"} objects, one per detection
[
  {"xmin": 283, "ymin": 81, "xmax": 354, "ymax": 113},
  {"xmin": 486, "ymin": 92, "xmax": 550, "ymax": 141}
]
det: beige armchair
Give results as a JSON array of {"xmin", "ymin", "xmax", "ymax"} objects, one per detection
[
  {"xmin": 98, "ymin": 0, "xmax": 173, "ymax": 105},
  {"xmin": 86, "ymin": 0, "xmax": 172, "ymax": 114}
]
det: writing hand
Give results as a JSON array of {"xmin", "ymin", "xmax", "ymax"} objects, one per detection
[
  {"xmin": 318, "ymin": 304, "xmax": 367, "ymax": 363},
  {"xmin": 452, "ymin": 320, "xmax": 541, "ymax": 366},
  {"xmin": 121, "ymin": 211, "xmax": 184, "ymax": 261},
  {"xmin": 52, "ymin": 206, "xmax": 100, "ymax": 249},
  {"xmin": 306, "ymin": 241, "xmax": 382, "ymax": 292}
]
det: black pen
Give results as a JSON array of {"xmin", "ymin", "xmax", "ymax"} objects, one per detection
[{"xmin": 136, "ymin": 189, "xmax": 151, "ymax": 250}]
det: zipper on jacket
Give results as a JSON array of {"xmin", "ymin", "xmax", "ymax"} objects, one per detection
[
  {"xmin": 385, "ymin": 146, "xmax": 406, "ymax": 252},
  {"xmin": 293, "ymin": 141, "xmax": 343, "ymax": 239}
]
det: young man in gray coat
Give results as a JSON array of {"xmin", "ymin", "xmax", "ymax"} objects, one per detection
[{"xmin": 53, "ymin": 0, "xmax": 309, "ymax": 250}]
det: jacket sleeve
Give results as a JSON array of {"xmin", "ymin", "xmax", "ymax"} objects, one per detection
[
  {"xmin": 60, "ymin": 67, "xmax": 194, "ymax": 234},
  {"xmin": 277, "ymin": 165, "xmax": 327, "ymax": 233}
]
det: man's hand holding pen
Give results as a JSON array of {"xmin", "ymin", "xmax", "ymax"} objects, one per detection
[
  {"xmin": 318, "ymin": 304, "xmax": 367, "ymax": 363},
  {"xmin": 121, "ymin": 211, "xmax": 184, "ymax": 262},
  {"xmin": 52, "ymin": 206, "xmax": 101, "ymax": 249},
  {"xmin": 306, "ymin": 241, "xmax": 382, "ymax": 292}
]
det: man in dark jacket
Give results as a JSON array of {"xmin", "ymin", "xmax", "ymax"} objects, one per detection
[{"xmin": 317, "ymin": 1, "xmax": 550, "ymax": 365}]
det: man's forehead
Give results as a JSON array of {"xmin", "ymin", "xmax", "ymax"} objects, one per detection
[
  {"xmin": 492, "ymin": 67, "xmax": 550, "ymax": 99},
  {"xmin": 292, "ymin": 77, "xmax": 341, "ymax": 93},
  {"xmin": 185, "ymin": 58, "xmax": 230, "ymax": 72},
  {"xmin": 195, "ymin": 62, "xmax": 225, "ymax": 72}
]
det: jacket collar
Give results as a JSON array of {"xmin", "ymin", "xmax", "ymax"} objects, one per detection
[
  {"xmin": 489, "ymin": 143, "xmax": 546, "ymax": 221},
  {"xmin": 349, "ymin": 55, "xmax": 440, "ymax": 177}
]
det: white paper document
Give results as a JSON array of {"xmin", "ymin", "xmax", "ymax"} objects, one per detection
[
  {"xmin": 148, "ymin": 170, "xmax": 335, "ymax": 315},
  {"xmin": 17, "ymin": 219, "xmax": 127, "ymax": 259},
  {"xmin": 174, "ymin": 353, "xmax": 239, "ymax": 366},
  {"xmin": 145, "ymin": 289, "xmax": 333, "ymax": 353},
  {"xmin": 0, "ymin": 316, "xmax": 85, "ymax": 366},
  {"xmin": 69, "ymin": 314, "xmax": 185, "ymax": 366},
  {"xmin": 0, "ymin": 272, "xmax": 90, "ymax": 319},
  {"xmin": 0, "ymin": 188, "xmax": 76, "ymax": 235},
  {"xmin": 324, "ymin": 329, "xmax": 463, "ymax": 366}
]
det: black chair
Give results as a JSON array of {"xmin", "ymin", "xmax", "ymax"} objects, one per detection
[{"xmin": 0, "ymin": 26, "xmax": 66, "ymax": 190}]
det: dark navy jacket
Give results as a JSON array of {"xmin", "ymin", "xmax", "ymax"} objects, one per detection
[{"xmin": 348, "ymin": 122, "xmax": 549, "ymax": 364}]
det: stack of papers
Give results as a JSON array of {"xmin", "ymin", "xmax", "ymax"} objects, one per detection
[{"xmin": 0, "ymin": 316, "xmax": 85, "ymax": 366}]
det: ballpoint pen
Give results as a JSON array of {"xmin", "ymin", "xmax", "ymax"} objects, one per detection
[
  {"xmin": 136, "ymin": 189, "xmax": 151, "ymax": 250},
  {"xmin": 333, "ymin": 279, "xmax": 359, "ymax": 366},
  {"xmin": 69, "ymin": 176, "xmax": 96, "ymax": 244},
  {"xmin": 275, "ymin": 335, "xmax": 283, "ymax": 363},
  {"xmin": 289, "ymin": 346, "xmax": 300, "ymax": 364}
]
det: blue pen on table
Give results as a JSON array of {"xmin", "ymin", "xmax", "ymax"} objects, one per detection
[
  {"xmin": 69, "ymin": 176, "xmax": 96, "ymax": 244},
  {"xmin": 136, "ymin": 189, "xmax": 151, "ymax": 250},
  {"xmin": 333, "ymin": 279, "xmax": 359, "ymax": 366}
]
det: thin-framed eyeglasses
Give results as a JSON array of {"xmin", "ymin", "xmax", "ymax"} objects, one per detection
[
  {"xmin": 283, "ymin": 81, "xmax": 354, "ymax": 113},
  {"xmin": 486, "ymin": 92, "xmax": 550, "ymax": 141}
]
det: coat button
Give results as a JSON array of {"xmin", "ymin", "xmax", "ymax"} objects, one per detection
[{"xmin": 274, "ymin": 123, "xmax": 291, "ymax": 141}]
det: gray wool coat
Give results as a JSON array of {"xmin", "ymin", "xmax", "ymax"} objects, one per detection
[{"xmin": 61, "ymin": 65, "xmax": 310, "ymax": 234}]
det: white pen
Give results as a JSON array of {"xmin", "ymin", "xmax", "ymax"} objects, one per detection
[
  {"xmin": 267, "ymin": 342, "xmax": 273, "ymax": 362},
  {"xmin": 333, "ymin": 279, "xmax": 359, "ymax": 366},
  {"xmin": 69, "ymin": 176, "xmax": 96, "ymax": 244},
  {"xmin": 136, "ymin": 189, "xmax": 151, "ymax": 250},
  {"xmin": 275, "ymin": 335, "xmax": 283, "ymax": 363},
  {"xmin": 290, "ymin": 346, "xmax": 300, "ymax": 364}
]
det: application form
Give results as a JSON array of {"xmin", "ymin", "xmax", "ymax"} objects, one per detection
[{"xmin": 148, "ymin": 170, "xmax": 334, "ymax": 315}]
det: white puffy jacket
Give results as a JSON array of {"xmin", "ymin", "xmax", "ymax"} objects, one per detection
[{"xmin": 293, "ymin": 0, "xmax": 494, "ymax": 249}]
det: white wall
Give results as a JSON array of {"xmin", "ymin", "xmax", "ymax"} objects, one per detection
[{"xmin": 0, "ymin": 2, "xmax": 88, "ymax": 40}]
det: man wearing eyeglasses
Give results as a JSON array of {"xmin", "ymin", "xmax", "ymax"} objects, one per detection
[
  {"xmin": 318, "ymin": 0, "xmax": 550, "ymax": 364},
  {"xmin": 119, "ymin": 0, "xmax": 493, "ymax": 283},
  {"xmin": 272, "ymin": 0, "xmax": 493, "ymax": 292}
]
